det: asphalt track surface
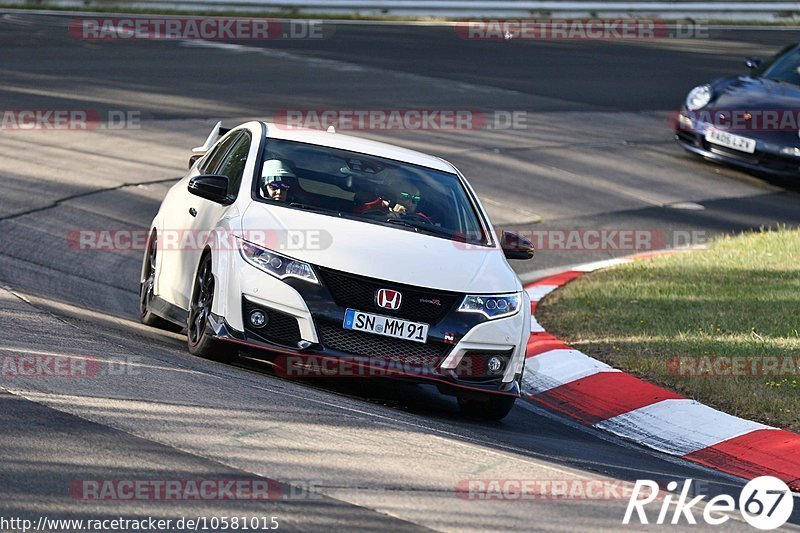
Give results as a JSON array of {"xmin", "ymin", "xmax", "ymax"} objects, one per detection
[{"xmin": 1, "ymin": 12, "xmax": 800, "ymax": 531}]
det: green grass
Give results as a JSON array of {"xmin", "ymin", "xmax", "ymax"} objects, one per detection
[{"xmin": 536, "ymin": 228, "xmax": 800, "ymax": 431}]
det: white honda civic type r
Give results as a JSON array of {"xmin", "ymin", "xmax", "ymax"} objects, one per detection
[{"xmin": 140, "ymin": 121, "xmax": 534, "ymax": 419}]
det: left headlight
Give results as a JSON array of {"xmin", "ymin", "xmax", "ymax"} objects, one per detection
[
  {"xmin": 685, "ymin": 84, "xmax": 712, "ymax": 111},
  {"xmin": 458, "ymin": 293, "xmax": 520, "ymax": 320},
  {"xmin": 237, "ymin": 238, "xmax": 319, "ymax": 284}
]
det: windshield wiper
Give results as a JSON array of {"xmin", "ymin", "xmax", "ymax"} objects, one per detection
[{"xmin": 383, "ymin": 218, "xmax": 453, "ymax": 239}]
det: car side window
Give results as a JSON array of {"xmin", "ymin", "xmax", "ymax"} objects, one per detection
[
  {"xmin": 199, "ymin": 132, "xmax": 240, "ymax": 175},
  {"xmin": 215, "ymin": 132, "xmax": 251, "ymax": 198}
]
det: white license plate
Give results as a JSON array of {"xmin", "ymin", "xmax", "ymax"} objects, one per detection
[
  {"xmin": 705, "ymin": 129, "xmax": 756, "ymax": 154},
  {"xmin": 343, "ymin": 309, "xmax": 429, "ymax": 344}
]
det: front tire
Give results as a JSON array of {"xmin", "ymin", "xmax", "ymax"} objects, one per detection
[
  {"xmin": 457, "ymin": 393, "xmax": 517, "ymax": 421},
  {"xmin": 187, "ymin": 253, "xmax": 237, "ymax": 363}
]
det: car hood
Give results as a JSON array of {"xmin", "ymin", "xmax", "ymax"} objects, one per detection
[
  {"xmin": 711, "ymin": 76, "xmax": 800, "ymax": 109},
  {"xmin": 240, "ymin": 202, "xmax": 521, "ymax": 294},
  {"xmin": 702, "ymin": 76, "xmax": 800, "ymax": 143}
]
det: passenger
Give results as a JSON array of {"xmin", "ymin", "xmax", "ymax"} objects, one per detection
[{"xmin": 352, "ymin": 184, "xmax": 390, "ymax": 215}]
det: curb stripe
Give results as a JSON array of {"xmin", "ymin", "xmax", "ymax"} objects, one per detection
[
  {"xmin": 572, "ymin": 257, "xmax": 633, "ymax": 272},
  {"xmin": 526, "ymin": 333, "xmax": 571, "ymax": 356},
  {"xmin": 530, "ymin": 316, "xmax": 546, "ymax": 333},
  {"xmin": 594, "ymin": 399, "xmax": 771, "ymax": 456},
  {"xmin": 529, "ymin": 270, "xmax": 583, "ymax": 287},
  {"xmin": 521, "ymin": 250, "xmax": 800, "ymax": 488},
  {"xmin": 526, "ymin": 284, "xmax": 560, "ymax": 302},
  {"xmin": 684, "ymin": 429, "xmax": 800, "ymax": 489},
  {"xmin": 522, "ymin": 349, "xmax": 617, "ymax": 394},
  {"xmin": 531, "ymin": 371, "xmax": 684, "ymax": 425}
]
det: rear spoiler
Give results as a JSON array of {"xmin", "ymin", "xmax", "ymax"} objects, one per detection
[{"xmin": 191, "ymin": 121, "xmax": 231, "ymax": 154}]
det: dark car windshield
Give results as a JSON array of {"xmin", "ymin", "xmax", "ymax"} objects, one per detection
[
  {"xmin": 756, "ymin": 44, "xmax": 800, "ymax": 85},
  {"xmin": 254, "ymin": 139, "xmax": 490, "ymax": 245}
]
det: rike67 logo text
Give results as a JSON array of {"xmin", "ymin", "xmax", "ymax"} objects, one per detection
[{"xmin": 624, "ymin": 477, "xmax": 794, "ymax": 530}]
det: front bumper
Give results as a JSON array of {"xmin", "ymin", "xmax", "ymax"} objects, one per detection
[
  {"xmin": 214, "ymin": 253, "xmax": 528, "ymax": 396},
  {"xmin": 208, "ymin": 313, "xmax": 521, "ymax": 396},
  {"xmin": 674, "ymin": 125, "xmax": 800, "ymax": 178}
]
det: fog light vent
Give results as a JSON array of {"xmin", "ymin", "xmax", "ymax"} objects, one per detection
[
  {"xmin": 249, "ymin": 309, "xmax": 268, "ymax": 329},
  {"xmin": 487, "ymin": 356, "xmax": 503, "ymax": 374}
]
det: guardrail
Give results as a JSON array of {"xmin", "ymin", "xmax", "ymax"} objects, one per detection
[{"xmin": 6, "ymin": 0, "xmax": 800, "ymax": 20}]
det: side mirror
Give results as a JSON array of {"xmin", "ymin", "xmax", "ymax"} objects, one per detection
[
  {"xmin": 188, "ymin": 175, "xmax": 233, "ymax": 205},
  {"xmin": 745, "ymin": 57, "xmax": 762, "ymax": 70},
  {"xmin": 188, "ymin": 154, "xmax": 203, "ymax": 169},
  {"xmin": 500, "ymin": 230, "xmax": 535, "ymax": 260}
]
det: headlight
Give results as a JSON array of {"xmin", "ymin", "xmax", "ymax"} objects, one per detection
[
  {"xmin": 237, "ymin": 238, "xmax": 319, "ymax": 284},
  {"xmin": 458, "ymin": 293, "xmax": 520, "ymax": 320},
  {"xmin": 780, "ymin": 146, "xmax": 800, "ymax": 157},
  {"xmin": 686, "ymin": 84, "xmax": 712, "ymax": 111}
]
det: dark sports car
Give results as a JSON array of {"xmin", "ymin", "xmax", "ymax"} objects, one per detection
[{"xmin": 674, "ymin": 42, "xmax": 800, "ymax": 177}]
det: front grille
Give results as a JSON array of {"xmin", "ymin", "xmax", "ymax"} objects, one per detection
[
  {"xmin": 318, "ymin": 267, "xmax": 461, "ymax": 325},
  {"xmin": 243, "ymin": 299, "xmax": 302, "ymax": 348},
  {"xmin": 675, "ymin": 130, "xmax": 701, "ymax": 147},
  {"xmin": 316, "ymin": 321, "xmax": 451, "ymax": 367},
  {"xmin": 705, "ymin": 142, "xmax": 760, "ymax": 164}
]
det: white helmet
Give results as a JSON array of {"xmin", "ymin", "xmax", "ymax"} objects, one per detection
[
  {"xmin": 262, "ymin": 159, "xmax": 295, "ymax": 183},
  {"xmin": 261, "ymin": 160, "xmax": 295, "ymax": 197}
]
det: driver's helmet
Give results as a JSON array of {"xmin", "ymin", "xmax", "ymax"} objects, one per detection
[{"xmin": 261, "ymin": 159, "xmax": 295, "ymax": 193}]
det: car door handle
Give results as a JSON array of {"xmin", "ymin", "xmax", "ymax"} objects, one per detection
[{"xmin": 189, "ymin": 207, "xmax": 197, "ymax": 217}]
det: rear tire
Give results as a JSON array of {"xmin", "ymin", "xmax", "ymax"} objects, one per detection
[
  {"xmin": 457, "ymin": 393, "xmax": 516, "ymax": 421},
  {"xmin": 139, "ymin": 231, "xmax": 181, "ymax": 332},
  {"xmin": 186, "ymin": 253, "xmax": 237, "ymax": 363}
]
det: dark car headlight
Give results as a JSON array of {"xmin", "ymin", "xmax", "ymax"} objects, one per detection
[
  {"xmin": 458, "ymin": 293, "xmax": 520, "ymax": 320},
  {"xmin": 686, "ymin": 84, "xmax": 712, "ymax": 111},
  {"xmin": 237, "ymin": 238, "xmax": 319, "ymax": 284}
]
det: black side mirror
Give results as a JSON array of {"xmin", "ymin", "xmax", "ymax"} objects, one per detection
[
  {"xmin": 745, "ymin": 57, "xmax": 762, "ymax": 70},
  {"xmin": 188, "ymin": 175, "xmax": 233, "ymax": 205},
  {"xmin": 501, "ymin": 230, "xmax": 535, "ymax": 260}
]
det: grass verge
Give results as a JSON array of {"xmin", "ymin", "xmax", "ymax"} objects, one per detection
[{"xmin": 536, "ymin": 228, "xmax": 800, "ymax": 431}]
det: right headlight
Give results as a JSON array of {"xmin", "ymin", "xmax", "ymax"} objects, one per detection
[
  {"xmin": 685, "ymin": 84, "xmax": 712, "ymax": 111},
  {"xmin": 458, "ymin": 293, "xmax": 520, "ymax": 320},
  {"xmin": 237, "ymin": 238, "xmax": 319, "ymax": 284}
]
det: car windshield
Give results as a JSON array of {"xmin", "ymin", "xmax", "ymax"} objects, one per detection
[
  {"xmin": 255, "ymin": 138, "xmax": 490, "ymax": 245},
  {"xmin": 757, "ymin": 45, "xmax": 800, "ymax": 85}
]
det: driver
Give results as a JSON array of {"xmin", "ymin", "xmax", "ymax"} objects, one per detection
[
  {"xmin": 388, "ymin": 179, "xmax": 432, "ymax": 223},
  {"xmin": 260, "ymin": 160, "xmax": 294, "ymax": 202}
]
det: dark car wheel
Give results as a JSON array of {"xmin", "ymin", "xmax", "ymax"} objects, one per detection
[
  {"xmin": 139, "ymin": 231, "xmax": 180, "ymax": 331},
  {"xmin": 187, "ymin": 253, "xmax": 237, "ymax": 363}
]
